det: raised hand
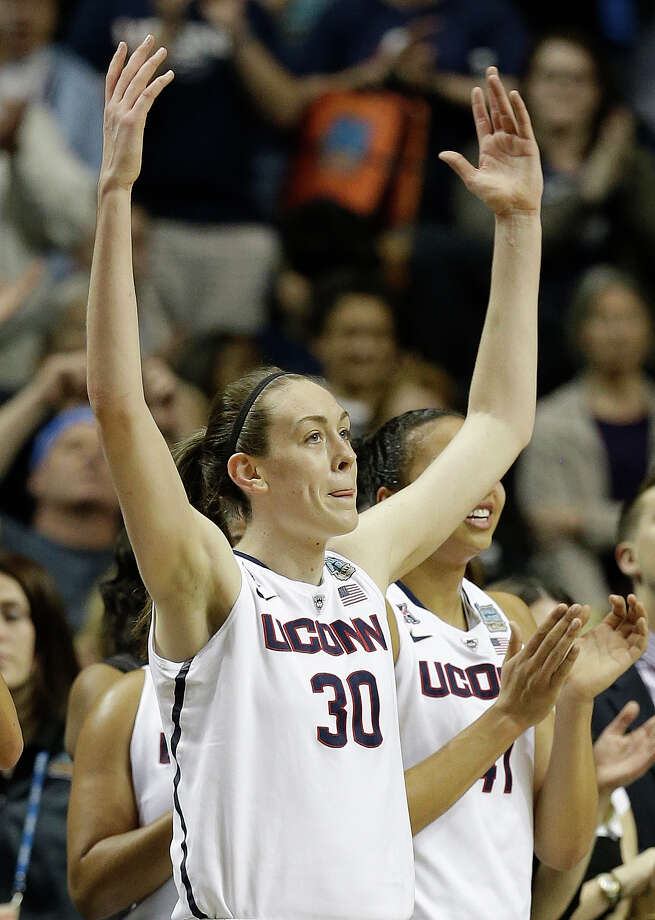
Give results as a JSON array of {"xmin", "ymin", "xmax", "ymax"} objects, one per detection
[
  {"xmin": 562, "ymin": 595, "xmax": 648, "ymax": 705},
  {"xmin": 594, "ymin": 700, "xmax": 655, "ymax": 792},
  {"xmin": 35, "ymin": 351, "xmax": 88, "ymax": 408},
  {"xmin": 439, "ymin": 66, "xmax": 543, "ymax": 217},
  {"xmin": 496, "ymin": 603, "xmax": 587, "ymax": 732},
  {"xmin": 101, "ymin": 37, "xmax": 174, "ymax": 191}
]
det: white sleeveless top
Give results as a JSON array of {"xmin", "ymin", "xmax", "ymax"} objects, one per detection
[
  {"xmin": 386, "ymin": 579, "xmax": 535, "ymax": 920},
  {"xmin": 128, "ymin": 666, "xmax": 177, "ymax": 919},
  {"xmin": 149, "ymin": 551, "xmax": 414, "ymax": 920}
]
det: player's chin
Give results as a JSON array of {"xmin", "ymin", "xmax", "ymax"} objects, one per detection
[{"xmin": 327, "ymin": 505, "xmax": 359, "ymax": 536}]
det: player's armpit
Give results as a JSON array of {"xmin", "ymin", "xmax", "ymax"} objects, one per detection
[{"xmin": 386, "ymin": 600, "xmax": 400, "ymax": 665}]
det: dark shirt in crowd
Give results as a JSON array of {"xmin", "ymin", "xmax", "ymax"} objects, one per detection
[
  {"xmin": 594, "ymin": 666, "xmax": 655, "ymax": 851},
  {"xmin": 595, "ymin": 416, "xmax": 650, "ymax": 502},
  {"xmin": 297, "ymin": 0, "xmax": 528, "ymax": 77},
  {"xmin": 0, "ymin": 514, "xmax": 112, "ymax": 633},
  {"xmin": 66, "ymin": 0, "xmax": 284, "ymax": 223},
  {"xmin": 0, "ymin": 721, "xmax": 81, "ymax": 920}
]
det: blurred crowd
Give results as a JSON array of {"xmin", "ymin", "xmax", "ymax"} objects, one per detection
[{"xmin": 2, "ymin": 0, "xmax": 655, "ymax": 916}]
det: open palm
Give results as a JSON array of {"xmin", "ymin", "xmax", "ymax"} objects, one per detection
[
  {"xmin": 440, "ymin": 67, "xmax": 543, "ymax": 216},
  {"xmin": 564, "ymin": 595, "xmax": 648, "ymax": 703},
  {"xmin": 101, "ymin": 38, "xmax": 174, "ymax": 191},
  {"xmin": 594, "ymin": 701, "xmax": 655, "ymax": 791}
]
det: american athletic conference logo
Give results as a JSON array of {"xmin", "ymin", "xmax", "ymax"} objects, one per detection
[{"xmin": 326, "ymin": 556, "xmax": 356, "ymax": 580}]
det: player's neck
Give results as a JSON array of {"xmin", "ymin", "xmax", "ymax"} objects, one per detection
[
  {"xmin": 33, "ymin": 502, "xmax": 119, "ymax": 551},
  {"xmin": 400, "ymin": 560, "xmax": 468, "ymax": 630},
  {"xmin": 584, "ymin": 369, "xmax": 647, "ymax": 421},
  {"xmin": 237, "ymin": 527, "xmax": 327, "ymax": 587}
]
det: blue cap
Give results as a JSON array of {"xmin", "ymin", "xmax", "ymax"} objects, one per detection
[{"xmin": 30, "ymin": 406, "xmax": 96, "ymax": 471}]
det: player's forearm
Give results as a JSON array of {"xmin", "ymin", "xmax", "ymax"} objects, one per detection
[
  {"xmin": 0, "ymin": 676, "xmax": 22, "ymax": 770},
  {"xmin": 86, "ymin": 183, "xmax": 146, "ymax": 417},
  {"xmin": 69, "ymin": 811, "xmax": 173, "ymax": 920},
  {"xmin": 0, "ymin": 376, "xmax": 53, "ymax": 480},
  {"xmin": 233, "ymin": 36, "xmax": 310, "ymax": 128},
  {"xmin": 405, "ymin": 702, "xmax": 522, "ymax": 835},
  {"xmin": 530, "ymin": 857, "xmax": 593, "ymax": 920},
  {"xmin": 534, "ymin": 697, "xmax": 597, "ymax": 870},
  {"xmin": 467, "ymin": 212, "xmax": 541, "ymax": 452}
]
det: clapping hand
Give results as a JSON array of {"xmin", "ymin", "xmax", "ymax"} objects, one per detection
[
  {"xmin": 562, "ymin": 595, "xmax": 648, "ymax": 705},
  {"xmin": 439, "ymin": 66, "xmax": 543, "ymax": 217},
  {"xmin": 594, "ymin": 700, "xmax": 655, "ymax": 792}
]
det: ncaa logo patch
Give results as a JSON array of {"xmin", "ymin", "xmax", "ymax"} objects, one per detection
[
  {"xmin": 477, "ymin": 604, "xmax": 507, "ymax": 633},
  {"xmin": 326, "ymin": 556, "xmax": 356, "ymax": 581},
  {"xmin": 397, "ymin": 602, "xmax": 421, "ymax": 625}
]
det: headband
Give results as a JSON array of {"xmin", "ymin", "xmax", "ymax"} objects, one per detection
[
  {"xmin": 30, "ymin": 406, "xmax": 96, "ymax": 471},
  {"xmin": 228, "ymin": 372, "xmax": 287, "ymax": 456}
]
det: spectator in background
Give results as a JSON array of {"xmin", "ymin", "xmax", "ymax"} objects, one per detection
[
  {"xmin": 0, "ymin": 353, "xmax": 121, "ymax": 631},
  {"xmin": 0, "ymin": 552, "xmax": 80, "ymax": 920},
  {"xmin": 310, "ymin": 271, "xmax": 399, "ymax": 437},
  {"xmin": 455, "ymin": 30, "xmax": 655, "ymax": 389},
  {"xmin": 0, "ymin": 0, "xmax": 103, "ymax": 167},
  {"xmin": 66, "ymin": 0, "xmax": 283, "ymax": 344},
  {"xmin": 516, "ymin": 266, "xmax": 655, "ymax": 612},
  {"xmin": 0, "ymin": 0, "xmax": 103, "ymax": 392},
  {"xmin": 490, "ymin": 571, "xmax": 655, "ymax": 918},
  {"xmin": 311, "ymin": 271, "xmax": 455, "ymax": 438},
  {"xmin": 592, "ymin": 473, "xmax": 655, "ymax": 854}
]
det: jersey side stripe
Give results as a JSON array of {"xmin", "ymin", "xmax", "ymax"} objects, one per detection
[{"xmin": 171, "ymin": 659, "xmax": 209, "ymax": 920}]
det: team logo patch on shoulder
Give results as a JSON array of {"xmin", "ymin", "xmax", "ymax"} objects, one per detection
[
  {"xmin": 397, "ymin": 602, "xmax": 421, "ymax": 625},
  {"xmin": 338, "ymin": 584, "xmax": 367, "ymax": 606},
  {"xmin": 326, "ymin": 556, "xmax": 356, "ymax": 580},
  {"xmin": 476, "ymin": 604, "xmax": 507, "ymax": 633}
]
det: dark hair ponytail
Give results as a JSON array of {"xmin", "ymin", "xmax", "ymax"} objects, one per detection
[{"xmin": 356, "ymin": 409, "xmax": 463, "ymax": 510}]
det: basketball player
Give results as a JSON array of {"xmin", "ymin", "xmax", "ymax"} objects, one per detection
[
  {"xmin": 0, "ymin": 673, "xmax": 22, "ymax": 770},
  {"xmin": 356, "ymin": 408, "xmax": 649, "ymax": 919},
  {"xmin": 68, "ymin": 665, "xmax": 176, "ymax": 919},
  {"xmin": 86, "ymin": 39, "xmax": 627, "ymax": 919}
]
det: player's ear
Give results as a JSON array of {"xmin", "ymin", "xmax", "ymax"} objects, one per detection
[
  {"xmin": 227, "ymin": 453, "xmax": 267, "ymax": 498},
  {"xmin": 616, "ymin": 541, "xmax": 639, "ymax": 578},
  {"xmin": 376, "ymin": 486, "xmax": 397, "ymax": 504}
]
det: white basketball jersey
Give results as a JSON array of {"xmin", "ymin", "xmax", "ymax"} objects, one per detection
[
  {"xmin": 149, "ymin": 551, "xmax": 414, "ymax": 920},
  {"xmin": 128, "ymin": 666, "xmax": 177, "ymax": 920},
  {"xmin": 386, "ymin": 579, "xmax": 535, "ymax": 920}
]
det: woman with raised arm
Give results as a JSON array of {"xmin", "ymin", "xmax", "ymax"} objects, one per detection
[
  {"xmin": 355, "ymin": 409, "xmax": 649, "ymax": 919},
  {"xmin": 86, "ymin": 39, "xmax": 615, "ymax": 920}
]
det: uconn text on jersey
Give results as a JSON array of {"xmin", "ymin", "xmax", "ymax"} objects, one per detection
[
  {"xmin": 420, "ymin": 660, "xmax": 503, "ymax": 701},
  {"xmin": 261, "ymin": 612, "xmax": 388, "ymax": 655}
]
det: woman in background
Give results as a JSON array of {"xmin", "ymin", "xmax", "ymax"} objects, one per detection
[
  {"xmin": 517, "ymin": 266, "xmax": 655, "ymax": 611},
  {"xmin": 0, "ymin": 552, "xmax": 79, "ymax": 920}
]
